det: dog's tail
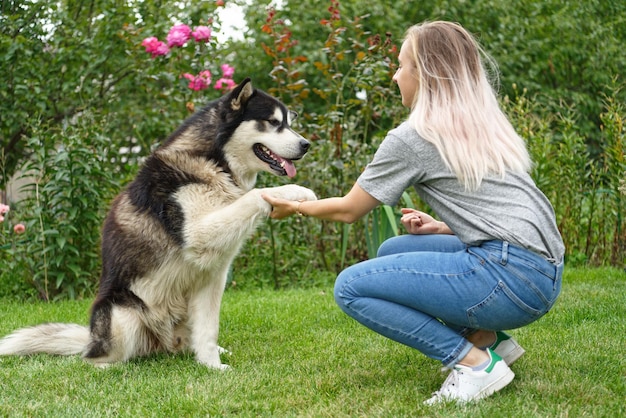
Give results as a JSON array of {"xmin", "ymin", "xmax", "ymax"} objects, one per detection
[{"xmin": 0, "ymin": 323, "xmax": 90, "ymax": 356}]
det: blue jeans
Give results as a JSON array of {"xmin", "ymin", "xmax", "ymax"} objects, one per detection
[{"xmin": 333, "ymin": 235, "xmax": 563, "ymax": 367}]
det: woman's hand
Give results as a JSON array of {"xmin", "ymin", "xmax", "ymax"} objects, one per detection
[
  {"xmin": 400, "ymin": 208, "xmax": 451, "ymax": 235},
  {"xmin": 261, "ymin": 194, "xmax": 298, "ymax": 220}
]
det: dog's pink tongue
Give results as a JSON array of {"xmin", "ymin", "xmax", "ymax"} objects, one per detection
[
  {"xmin": 284, "ymin": 159, "xmax": 296, "ymax": 178},
  {"xmin": 272, "ymin": 152, "xmax": 297, "ymax": 178}
]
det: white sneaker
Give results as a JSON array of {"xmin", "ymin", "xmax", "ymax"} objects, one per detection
[
  {"xmin": 425, "ymin": 349, "xmax": 515, "ymax": 405},
  {"xmin": 492, "ymin": 331, "xmax": 525, "ymax": 366}
]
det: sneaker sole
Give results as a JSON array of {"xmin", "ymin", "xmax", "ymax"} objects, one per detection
[{"xmin": 425, "ymin": 364, "xmax": 516, "ymax": 405}]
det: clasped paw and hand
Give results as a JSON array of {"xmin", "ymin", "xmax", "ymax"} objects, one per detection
[{"xmin": 261, "ymin": 185, "xmax": 317, "ymax": 220}]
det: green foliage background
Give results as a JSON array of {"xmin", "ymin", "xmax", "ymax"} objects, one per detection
[{"xmin": 1, "ymin": 0, "xmax": 624, "ymax": 299}]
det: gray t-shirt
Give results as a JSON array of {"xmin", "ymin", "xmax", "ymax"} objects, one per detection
[{"xmin": 357, "ymin": 121, "xmax": 565, "ymax": 263}]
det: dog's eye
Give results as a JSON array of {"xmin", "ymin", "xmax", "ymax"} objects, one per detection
[{"xmin": 267, "ymin": 119, "xmax": 281, "ymax": 127}]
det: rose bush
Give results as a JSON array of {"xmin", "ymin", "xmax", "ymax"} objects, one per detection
[{"xmin": 140, "ymin": 22, "xmax": 236, "ymax": 93}]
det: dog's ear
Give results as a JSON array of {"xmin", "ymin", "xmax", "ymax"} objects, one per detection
[{"xmin": 228, "ymin": 77, "xmax": 253, "ymax": 111}]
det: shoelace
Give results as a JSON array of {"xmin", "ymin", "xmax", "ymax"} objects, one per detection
[{"xmin": 431, "ymin": 368, "xmax": 462, "ymax": 398}]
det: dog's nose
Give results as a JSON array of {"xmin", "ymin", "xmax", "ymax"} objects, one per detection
[{"xmin": 300, "ymin": 139, "xmax": 311, "ymax": 153}]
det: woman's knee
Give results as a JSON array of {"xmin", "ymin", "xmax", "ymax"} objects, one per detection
[
  {"xmin": 333, "ymin": 269, "xmax": 350, "ymax": 309},
  {"xmin": 377, "ymin": 235, "xmax": 411, "ymax": 257},
  {"xmin": 334, "ymin": 265, "xmax": 366, "ymax": 312}
]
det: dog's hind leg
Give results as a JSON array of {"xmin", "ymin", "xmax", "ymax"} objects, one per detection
[
  {"xmin": 84, "ymin": 305, "xmax": 156, "ymax": 367},
  {"xmin": 188, "ymin": 270, "xmax": 230, "ymax": 370}
]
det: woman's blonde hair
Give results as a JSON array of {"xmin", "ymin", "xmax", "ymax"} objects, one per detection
[{"xmin": 404, "ymin": 21, "xmax": 530, "ymax": 190}]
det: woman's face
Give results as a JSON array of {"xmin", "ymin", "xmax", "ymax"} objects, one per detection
[{"xmin": 392, "ymin": 40, "xmax": 418, "ymax": 108}]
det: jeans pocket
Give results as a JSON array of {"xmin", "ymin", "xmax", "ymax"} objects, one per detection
[{"xmin": 466, "ymin": 280, "xmax": 545, "ymax": 330}]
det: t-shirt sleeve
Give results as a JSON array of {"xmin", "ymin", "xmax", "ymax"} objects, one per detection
[{"xmin": 357, "ymin": 129, "xmax": 424, "ymax": 206}]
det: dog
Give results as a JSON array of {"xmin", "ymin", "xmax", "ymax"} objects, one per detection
[{"xmin": 0, "ymin": 78, "xmax": 316, "ymax": 369}]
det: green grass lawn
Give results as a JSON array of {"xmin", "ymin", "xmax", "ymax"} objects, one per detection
[{"xmin": 0, "ymin": 267, "xmax": 624, "ymax": 417}]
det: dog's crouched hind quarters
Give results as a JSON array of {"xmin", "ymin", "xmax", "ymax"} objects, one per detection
[{"xmin": 0, "ymin": 78, "xmax": 316, "ymax": 369}]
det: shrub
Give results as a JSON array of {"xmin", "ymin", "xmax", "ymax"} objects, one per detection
[{"xmin": 2, "ymin": 118, "xmax": 121, "ymax": 300}]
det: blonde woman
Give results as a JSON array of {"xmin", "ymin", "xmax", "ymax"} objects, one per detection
[{"xmin": 263, "ymin": 21, "xmax": 564, "ymax": 404}]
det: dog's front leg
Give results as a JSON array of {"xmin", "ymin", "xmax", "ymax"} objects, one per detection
[{"xmin": 188, "ymin": 273, "xmax": 229, "ymax": 370}]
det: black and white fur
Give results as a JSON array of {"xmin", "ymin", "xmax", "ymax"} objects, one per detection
[{"xmin": 0, "ymin": 78, "xmax": 316, "ymax": 369}]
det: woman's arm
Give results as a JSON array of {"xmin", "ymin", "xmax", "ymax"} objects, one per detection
[{"xmin": 262, "ymin": 183, "xmax": 380, "ymax": 223}]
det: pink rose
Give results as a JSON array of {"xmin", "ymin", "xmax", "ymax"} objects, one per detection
[
  {"xmin": 183, "ymin": 71, "xmax": 212, "ymax": 91},
  {"xmin": 13, "ymin": 223, "xmax": 26, "ymax": 235},
  {"xmin": 196, "ymin": 70, "xmax": 212, "ymax": 90},
  {"xmin": 214, "ymin": 78, "xmax": 236, "ymax": 90},
  {"xmin": 220, "ymin": 64, "xmax": 235, "ymax": 78},
  {"xmin": 192, "ymin": 26, "xmax": 211, "ymax": 42},
  {"xmin": 141, "ymin": 36, "xmax": 169, "ymax": 58},
  {"xmin": 167, "ymin": 24, "xmax": 192, "ymax": 47},
  {"xmin": 0, "ymin": 203, "xmax": 9, "ymax": 215},
  {"xmin": 152, "ymin": 42, "xmax": 170, "ymax": 57},
  {"xmin": 141, "ymin": 36, "xmax": 158, "ymax": 48},
  {"xmin": 182, "ymin": 73, "xmax": 198, "ymax": 87}
]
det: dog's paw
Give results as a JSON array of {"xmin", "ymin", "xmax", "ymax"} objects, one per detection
[
  {"xmin": 200, "ymin": 361, "xmax": 231, "ymax": 371},
  {"xmin": 217, "ymin": 346, "xmax": 231, "ymax": 355},
  {"xmin": 264, "ymin": 184, "xmax": 317, "ymax": 202},
  {"xmin": 197, "ymin": 357, "xmax": 231, "ymax": 370}
]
